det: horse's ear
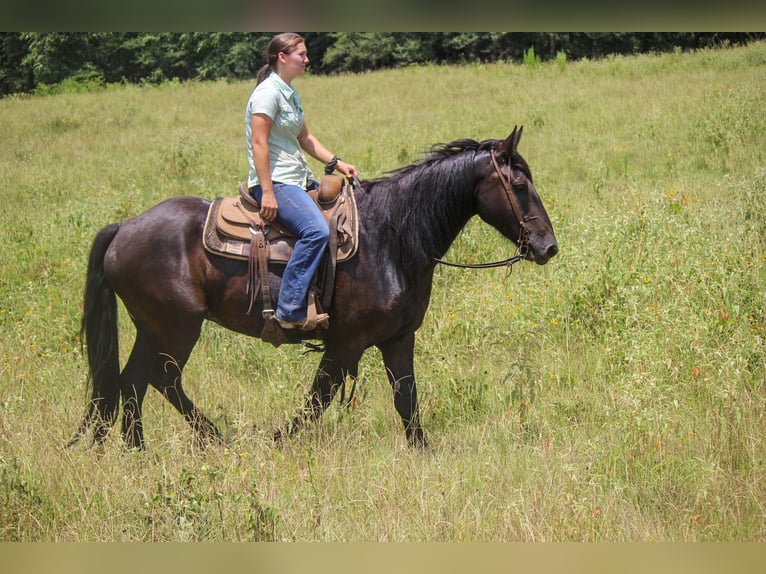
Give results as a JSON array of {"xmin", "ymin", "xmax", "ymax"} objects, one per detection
[
  {"xmin": 513, "ymin": 125, "xmax": 523, "ymax": 151},
  {"xmin": 499, "ymin": 125, "xmax": 523, "ymax": 158}
]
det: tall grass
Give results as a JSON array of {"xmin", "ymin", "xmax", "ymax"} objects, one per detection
[{"xmin": 0, "ymin": 42, "xmax": 764, "ymax": 541}]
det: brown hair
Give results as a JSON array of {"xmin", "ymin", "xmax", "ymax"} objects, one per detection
[{"xmin": 256, "ymin": 33, "xmax": 306, "ymax": 85}]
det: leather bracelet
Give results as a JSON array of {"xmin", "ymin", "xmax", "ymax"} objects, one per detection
[{"xmin": 324, "ymin": 155, "xmax": 340, "ymax": 175}]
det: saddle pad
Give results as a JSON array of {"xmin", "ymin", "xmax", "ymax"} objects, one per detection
[{"xmin": 203, "ymin": 198, "xmax": 251, "ymax": 261}]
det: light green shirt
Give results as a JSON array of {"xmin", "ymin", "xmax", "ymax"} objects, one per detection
[{"xmin": 245, "ymin": 72, "xmax": 314, "ymax": 188}]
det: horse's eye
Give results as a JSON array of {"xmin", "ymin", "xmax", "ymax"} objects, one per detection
[{"xmin": 511, "ymin": 173, "xmax": 527, "ymax": 191}]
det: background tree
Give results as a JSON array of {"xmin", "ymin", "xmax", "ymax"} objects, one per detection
[{"xmin": 1, "ymin": 32, "xmax": 763, "ymax": 97}]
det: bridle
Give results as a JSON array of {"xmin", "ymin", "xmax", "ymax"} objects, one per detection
[{"xmin": 434, "ymin": 148, "xmax": 531, "ymax": 270}]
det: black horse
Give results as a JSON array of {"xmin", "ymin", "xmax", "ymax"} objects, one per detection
[{"xmin": 70, "ymin": 127, "xmax": 557, "ymax": 449}]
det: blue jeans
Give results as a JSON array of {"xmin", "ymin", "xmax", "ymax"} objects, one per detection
[{"xmin": 250, "ymin": 182, "xmax": 329, "ymax": 323}]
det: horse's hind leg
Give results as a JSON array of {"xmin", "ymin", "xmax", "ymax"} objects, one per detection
[
  {"xmin": 118, "ymin": 332, "xmax": 154, "ymax": 449},
  {"xmin": 147, "ymin": 326, "xmax": 223, "ymax": 447},
  {"xmin": 121, "ymin": 326, "xmax": 221, "ymax": 449},
  {"xmin": 151, "ymin": 359, "xmax": 223, "ymax": 448}
]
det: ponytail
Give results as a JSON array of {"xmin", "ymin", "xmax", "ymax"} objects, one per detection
[{"xmin": 256, "ymin": 64, "xmax": 272, "ymax": 86}]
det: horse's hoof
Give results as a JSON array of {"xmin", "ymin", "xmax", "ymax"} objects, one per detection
[{"xmin": 407, "ymin": 430, "xmax": 428, "ymax": 449}]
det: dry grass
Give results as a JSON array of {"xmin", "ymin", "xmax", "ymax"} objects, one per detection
[{"xmin": 1, "ymin": 42, "xmax": 764, "ymax": 540}]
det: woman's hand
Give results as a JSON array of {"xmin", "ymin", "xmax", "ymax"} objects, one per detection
[
  {"xmin": 336, "ymin": 160, "xmax": 358, "ymax": 181},
  {"xmin": 259, "ymin": 189, "xmax": 278, "ymax": 221}
]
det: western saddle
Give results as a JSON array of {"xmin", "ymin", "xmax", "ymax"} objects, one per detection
[{"xmin": 202, "ymin": 175, "xmax": 360, "ymax": 345}]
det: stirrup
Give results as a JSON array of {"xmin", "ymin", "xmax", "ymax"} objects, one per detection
[{"xmin": 277, "ymin": 313, "xmax": 329, "ymax": 331}]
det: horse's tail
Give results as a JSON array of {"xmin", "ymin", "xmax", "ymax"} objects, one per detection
[{"xmin": 67, "ymin": 223, "xmax": 122, "ymax": 447}]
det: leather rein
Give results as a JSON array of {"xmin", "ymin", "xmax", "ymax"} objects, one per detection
[{"xmin": 434, "ymin": 148, "xmax": 531, "ymax": 270}]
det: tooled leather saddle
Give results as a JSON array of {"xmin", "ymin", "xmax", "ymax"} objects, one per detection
[{"xmin": 202, "ymin": 175, "xmax": 360, "ymax": 342}]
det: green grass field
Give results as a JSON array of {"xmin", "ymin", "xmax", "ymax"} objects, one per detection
[{"xmin": 0, "ymin": 42, "xmax": 764, "ymax": 541}]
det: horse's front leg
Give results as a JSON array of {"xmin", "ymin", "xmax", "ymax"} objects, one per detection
[
  {"xmin": 378, "ymin": 333, "xmax": 426, "ymax": 448},
  {"xmin": 275, "ymin": 348, "xmax": 361, "ymax": 442}
]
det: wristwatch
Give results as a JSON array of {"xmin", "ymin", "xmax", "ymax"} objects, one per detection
[{"xmin": 324, "ymin": 156, "xmax": 340, "ymax": 175}]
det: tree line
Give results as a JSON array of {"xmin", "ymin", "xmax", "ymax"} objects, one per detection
[{"xmin": 1, "ymin": 32, "xmax": 763, "ymax": 96}]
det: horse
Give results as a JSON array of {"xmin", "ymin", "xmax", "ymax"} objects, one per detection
[{"xmin": 69, "ymin": 126, "xmax": 557, "ymax": 450}]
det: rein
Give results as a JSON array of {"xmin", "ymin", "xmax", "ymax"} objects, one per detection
[
  {"xmin": 433, "ymin": 254, "xmax": 524, "ymax": 269},
  {"xmin": 434, "ymin": 148, "xmax": 530, "ymax": 270}
]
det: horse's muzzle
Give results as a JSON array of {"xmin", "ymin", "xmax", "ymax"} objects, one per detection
[{"xmin": 530, "ymin": 241, "xmax": 558, "ymax": 265}]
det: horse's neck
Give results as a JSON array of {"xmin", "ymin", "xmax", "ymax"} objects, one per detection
[
  {"xmin": 411, "ymin": 161, "xmax": 477, "ymax": 256},
  {"xmin": 364, "ymin": 163, "xmax": 477, "ymax": 269}
]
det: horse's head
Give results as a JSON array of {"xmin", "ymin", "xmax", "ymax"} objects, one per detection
[{"xmin": 475, "ymin": 126, "xmax": 558, "ymax": 265}]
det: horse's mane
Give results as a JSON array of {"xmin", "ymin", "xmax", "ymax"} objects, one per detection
[
  {"xmin": 360, "ymin": 137, "xmax": 531, "ymax": 280},
  {"xmin": 371, "ymin": 137, "xmax": 532, "ymax": 186}
]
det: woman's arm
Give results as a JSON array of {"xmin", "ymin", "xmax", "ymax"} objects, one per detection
[
  {"xmin": 298, "ymin": 121, "xmax": 357, "ymax": 179},
  {"xmin": 251, "ymin": 113, "xmax": 279, "ymax": 221}
]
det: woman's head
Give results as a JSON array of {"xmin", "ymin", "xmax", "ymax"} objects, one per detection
[{"xmin": 257, "ymin": 33, "xmax": 308, "ymax": 85}]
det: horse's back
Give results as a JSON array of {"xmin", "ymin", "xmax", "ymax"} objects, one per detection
[
  {"xmin": 108, "ymin": 195, "xmax": 208, "ymax": 252},
  {"xmin": 122, "ymin": 196, "xmax": 209, "ymax": 233}
]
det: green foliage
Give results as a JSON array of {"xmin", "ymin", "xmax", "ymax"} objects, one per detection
[
  {"xmin": 0, "ymin": 42, "xmax": 765, "ymax": 541},
  {"xmin": 2, "ymin": 33, "xmax": 764, "ymax": 96},
  {"xmin": 322, "ymin": 33, "xmax": 427, "ymax": 73},
  {"xmin": 523, "ymin": 46, "xmax": 541, "ymax": 69},
  {"xmin": 0, "ymin": 33, "xmax": 33, "ymax": 95}
]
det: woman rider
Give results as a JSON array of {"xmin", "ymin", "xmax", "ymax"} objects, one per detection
[{"xmin": 246, "ymin": 33, "xmax": 357, "ymax": 330}]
